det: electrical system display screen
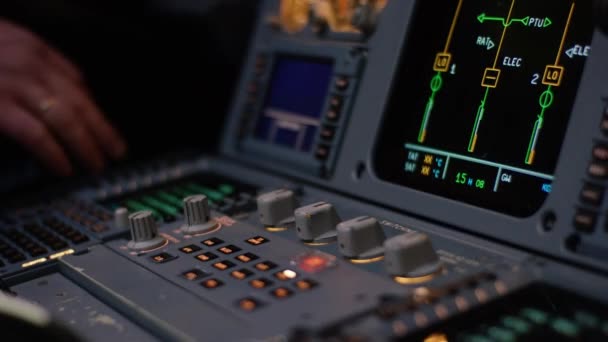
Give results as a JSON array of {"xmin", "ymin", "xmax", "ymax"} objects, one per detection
[
  {"xmin": 374, "ymin": 0, "xmax": 593, "ymax": 216},
  {"xmin": 254, "ymin": 56, "xmax": 334, "ymax": 153}
]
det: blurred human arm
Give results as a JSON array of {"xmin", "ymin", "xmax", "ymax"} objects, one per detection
[{"xmin": 0, "ymin": 19, "xmax": 126, "ymax": 176}]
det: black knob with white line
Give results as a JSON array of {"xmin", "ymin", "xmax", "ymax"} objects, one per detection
[
  {"xmin": 384, "ymin": 232, "xmax": 441, "ymax": 278},
  {"xmin": 257, "ymin": 189, "xmax": 297, "ymax": 226},
  {"xmin": 181, "ymin": 195, "xmax": 219, "ymax": 234},
  {"xmin": 295, "ymin": 202, "xmax": 340, "ymax": 242},
  {"xmin": 337, "ymin": 216, "xmax": 386, "ymax": 259},
  {"xmin": 128, "ymin": 211, "xmax": 166, "ymax": 251}
]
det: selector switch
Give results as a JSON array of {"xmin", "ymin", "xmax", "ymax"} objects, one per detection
[
  {"xmin": 337, "ymin": 216, "xmax": 385, "ymax": 259},
  {"xmin": 181, "ymin": 195, "xmax": 219, "ymax": 235},
  {"xmin": 257, "ymin": 189, "xmax": 296, "ymax": 226},
  {"xmin": 128, "ymin": 211, "xmax": 166, "ymax": 251},
  {"xmin": 384, "ymin": 232, "xmax": 441, "ymax": 278},
  {"xmin": 295, "ymin": 202, "xmax": 340, "ymax": 242}
]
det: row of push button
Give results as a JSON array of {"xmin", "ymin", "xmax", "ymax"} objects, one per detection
[
  {"xmin": 314, "ymin": 77, "xmax": 351, "ymax": 162},
  {"xmin": 576, "ymin": 106, "xmax": 608, "ymax": 233}
]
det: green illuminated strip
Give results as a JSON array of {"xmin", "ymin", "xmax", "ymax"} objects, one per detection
[
  {"xmin": 218, "ymin": 184, "xmax": 235, "ymax": 195},
  {"xmin": 141, "ymin": 196, "xmax": 179, "ymax": 216},
  {"xmin": 405, "ymin": 143, "xmax": 554, "ymax": 180},
  {"xmin": 125, "ymin": 200, "xmax": 161, "ymax": 219},
  {"xmin": 184, "ymin": 183, "xmax": 224, "ymax": 202},
  {"xmin": 171, "ymin": 186, "xmax": 197, "ymax": 198},
  {"xmin": 156, "ymin": 191, "xmax": 184, "ymax": 207}
]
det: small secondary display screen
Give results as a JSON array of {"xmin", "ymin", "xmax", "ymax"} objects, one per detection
[
  {"xmin": 254, "ymin": 56, "xmax": 333, "ymax": 153},
  {"xmin": 374, "ymin": 0, "xmax": 593, "ymax": 216}
]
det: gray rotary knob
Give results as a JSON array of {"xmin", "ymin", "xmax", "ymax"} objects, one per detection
[
  {"xmin": 128, "ymin": 211, "xmax": 166, "ymax": 251},
  {"xmin": 181, "ymin": 195, "xmax": 219, "ymax": 234},
  {"xmin": 337, "ymin": 216, "xmax": 386, "ymax": 259},
  {"xmin": 257, "ymin": 189, "xmax": 297, "ymax": 226},
  {"xmin": 114, "ymin": 207, "xmax": 129, "ymax": 230},
  {"xmin": 294, "ymin": 202, "xmax": 340, "ymax": 242},
  {"xmin": 384, "ymin": 232, "xmax": 441, "ymax": 277}
]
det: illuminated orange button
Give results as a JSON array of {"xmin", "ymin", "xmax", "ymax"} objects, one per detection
[
  {"xmin": 218, "ymin": 245, "xmax": 241, "ymax": 255},
  {"xmin": 181, "ymin": 269, "xmax": 208, "ymax": 281},
  {"xmin": 201, "ymin": 278, "xmax": 224, "ymax": 289},
  {"xmin": 179, "ymin": 245, "xmax": 201, "ymax": 254},
  {"xmin": 271, "ymin": 287, "xmax": 293, "ymax": 299},
  {"xmin": 151, "ymin": 252, "xmax": 175, "ymax": 264},
  {"xmin": 249, "ymin": 278, "xmax": 273, "ymax": 289},
  {"xmin": 246, "ymin": 236, "xmax": 269, "ymax": 246},
  {"xmin": 202, "ymin": 238, "xmax": 223, "ymax": 246},
  {"xmin": 236, "ymin": 253, "xmax": 258, "ymax": 263},
  {"xmin": 295, "ymin": 279, "xmax": 318, "ymax": 291},
  {"xmin": 274, "ymin": 269, "xmax": 297, "ymax": 281},
  {"xmin": 238, "ymin": 298, "xmax": 262, "ymax": 312},
  {"xmin": 213, "ymin": 261, "xmax": 235, "ymax": 270},
  {"xmin": 195, "ymin": 252, "xmax": 217, "ymax": 262},
  {"xmin": 254, "ymin": 261, "xmax": 277, "ymax": 271},
  {"xmin": 230, "ymin": 269, "xmax": 253, "ymax": 280}
]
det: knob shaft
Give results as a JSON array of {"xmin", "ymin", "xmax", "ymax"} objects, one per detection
[
  {"xmin": 295, "ymin": 202, "xmax": 340, "ymax": 242},
  {"xmin": 128, "ymin": 211, "xmax": 166, "ymax": 251},
  {"xmin": 337, "ymin": 216, "xmax": 385, "ymax": 259},
  {"xmin": 384, "ymin": 232, "xmax": 441, "ymax": 277},
  {"xmin": 181, "ymin": 195, "xmax": 218, "ymax": 234},
  {"xmin": 257, "ymin": 189, "xmax": 296, "ymax": 226}
]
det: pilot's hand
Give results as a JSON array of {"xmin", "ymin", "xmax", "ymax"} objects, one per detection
[{"xmin": 0, "ymin": 19, "xmax": 126, "ymax": 176}]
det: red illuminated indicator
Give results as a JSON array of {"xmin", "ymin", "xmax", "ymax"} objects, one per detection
[{"xmin": 298, "ymin": 255, "xmax": 329, "ymax": 273}]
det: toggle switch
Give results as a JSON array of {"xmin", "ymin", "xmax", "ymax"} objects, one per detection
[
  {"xmin": 128, "ymin": 211, "xmax": 166, "ymax": 251},
  {"xmin": 294, "ymin": 202, "xmax": 340, "ymax": 242},
  {"xmin": 181, "ymin": 194, "xmax": 219, "ymax": 235},
  {"xmin": 257, "ymin": 189, "xmax": 297, "ymax": 226},
  {"xmin": 337, "ymin": 216, "xmax": 385, "ymax": 259},
  {"xmin": 384, "ymin": 232, "xmax": 441, "ymax": 278}
]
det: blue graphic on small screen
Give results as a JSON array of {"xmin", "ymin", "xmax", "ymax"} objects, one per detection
[{"xmin": 254, "ymin": 56, "xmax": 333, "ymax": 152}]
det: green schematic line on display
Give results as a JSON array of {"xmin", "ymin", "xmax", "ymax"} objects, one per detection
[
  {"xmin": 418, "ymin": 72, "xmax": 443, "ymax": 142},
  {"xmin": 417, "ymin": 0, "xmax": 464, "ymax": 143},
  {"xmin": 477, "ymin": 13, "xmax": 552, "ymax": 27},
  {"xmin": 468, "ymin": 87, "xmax": 490, "ymax": 152},
  {"xmin": 405, "ymin": 143, "xmax": 554, "ymax": 180},
  {"xmin": 525, "ymin": 86, "xmax": 554, "ymax": 165},
  {"xmin": 467, "ymin": 0, "xmax": 516, "ymax": 153},
  {"xmin": 525, "ymin": 1, "xmax": 576, "ymax": 165}
]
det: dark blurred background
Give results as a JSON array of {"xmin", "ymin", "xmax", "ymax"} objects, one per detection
[{"xmin": 0, "ymin": 0, "xmax": 258, "ymax": 192}]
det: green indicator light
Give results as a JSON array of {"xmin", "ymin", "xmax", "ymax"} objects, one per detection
[
  {"xmin": 552, "ymin": 318, "xmax": 580, "ymax": 337},
  {"xmin": 521, "ymin": 308, "xmax": 549, "ymax": 325},
  {"xmin": 141, "ymin": 196, "xmax": 179, "ymax": 216},
  {"xmin": 171, "ymin": 186, "xmax": 197, "ymax": 198},
  {"xmin": 218, "ymin": 184, "xmax": 235, "ymax": 195},
  {"xmin": 125, "ymin": 200, "xmax": 161, "ymax": 219},
  {"xmin": 185, "ymin": 183, "xmax": 224, "ymax": 202},
  {"xmin": 487, "ymin": 326, "xmax": 516, "ymax": 342},
  {"xmin": 503, "ymin": 316, "xmax": 531, "ymax": 334},
  {"xmin": 574, "ymin": 311, "xmax": 599, "ymax": 328},
  {"xmin": 156, "ymin": 191, "xmax": 184, "ymax": 207}
]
